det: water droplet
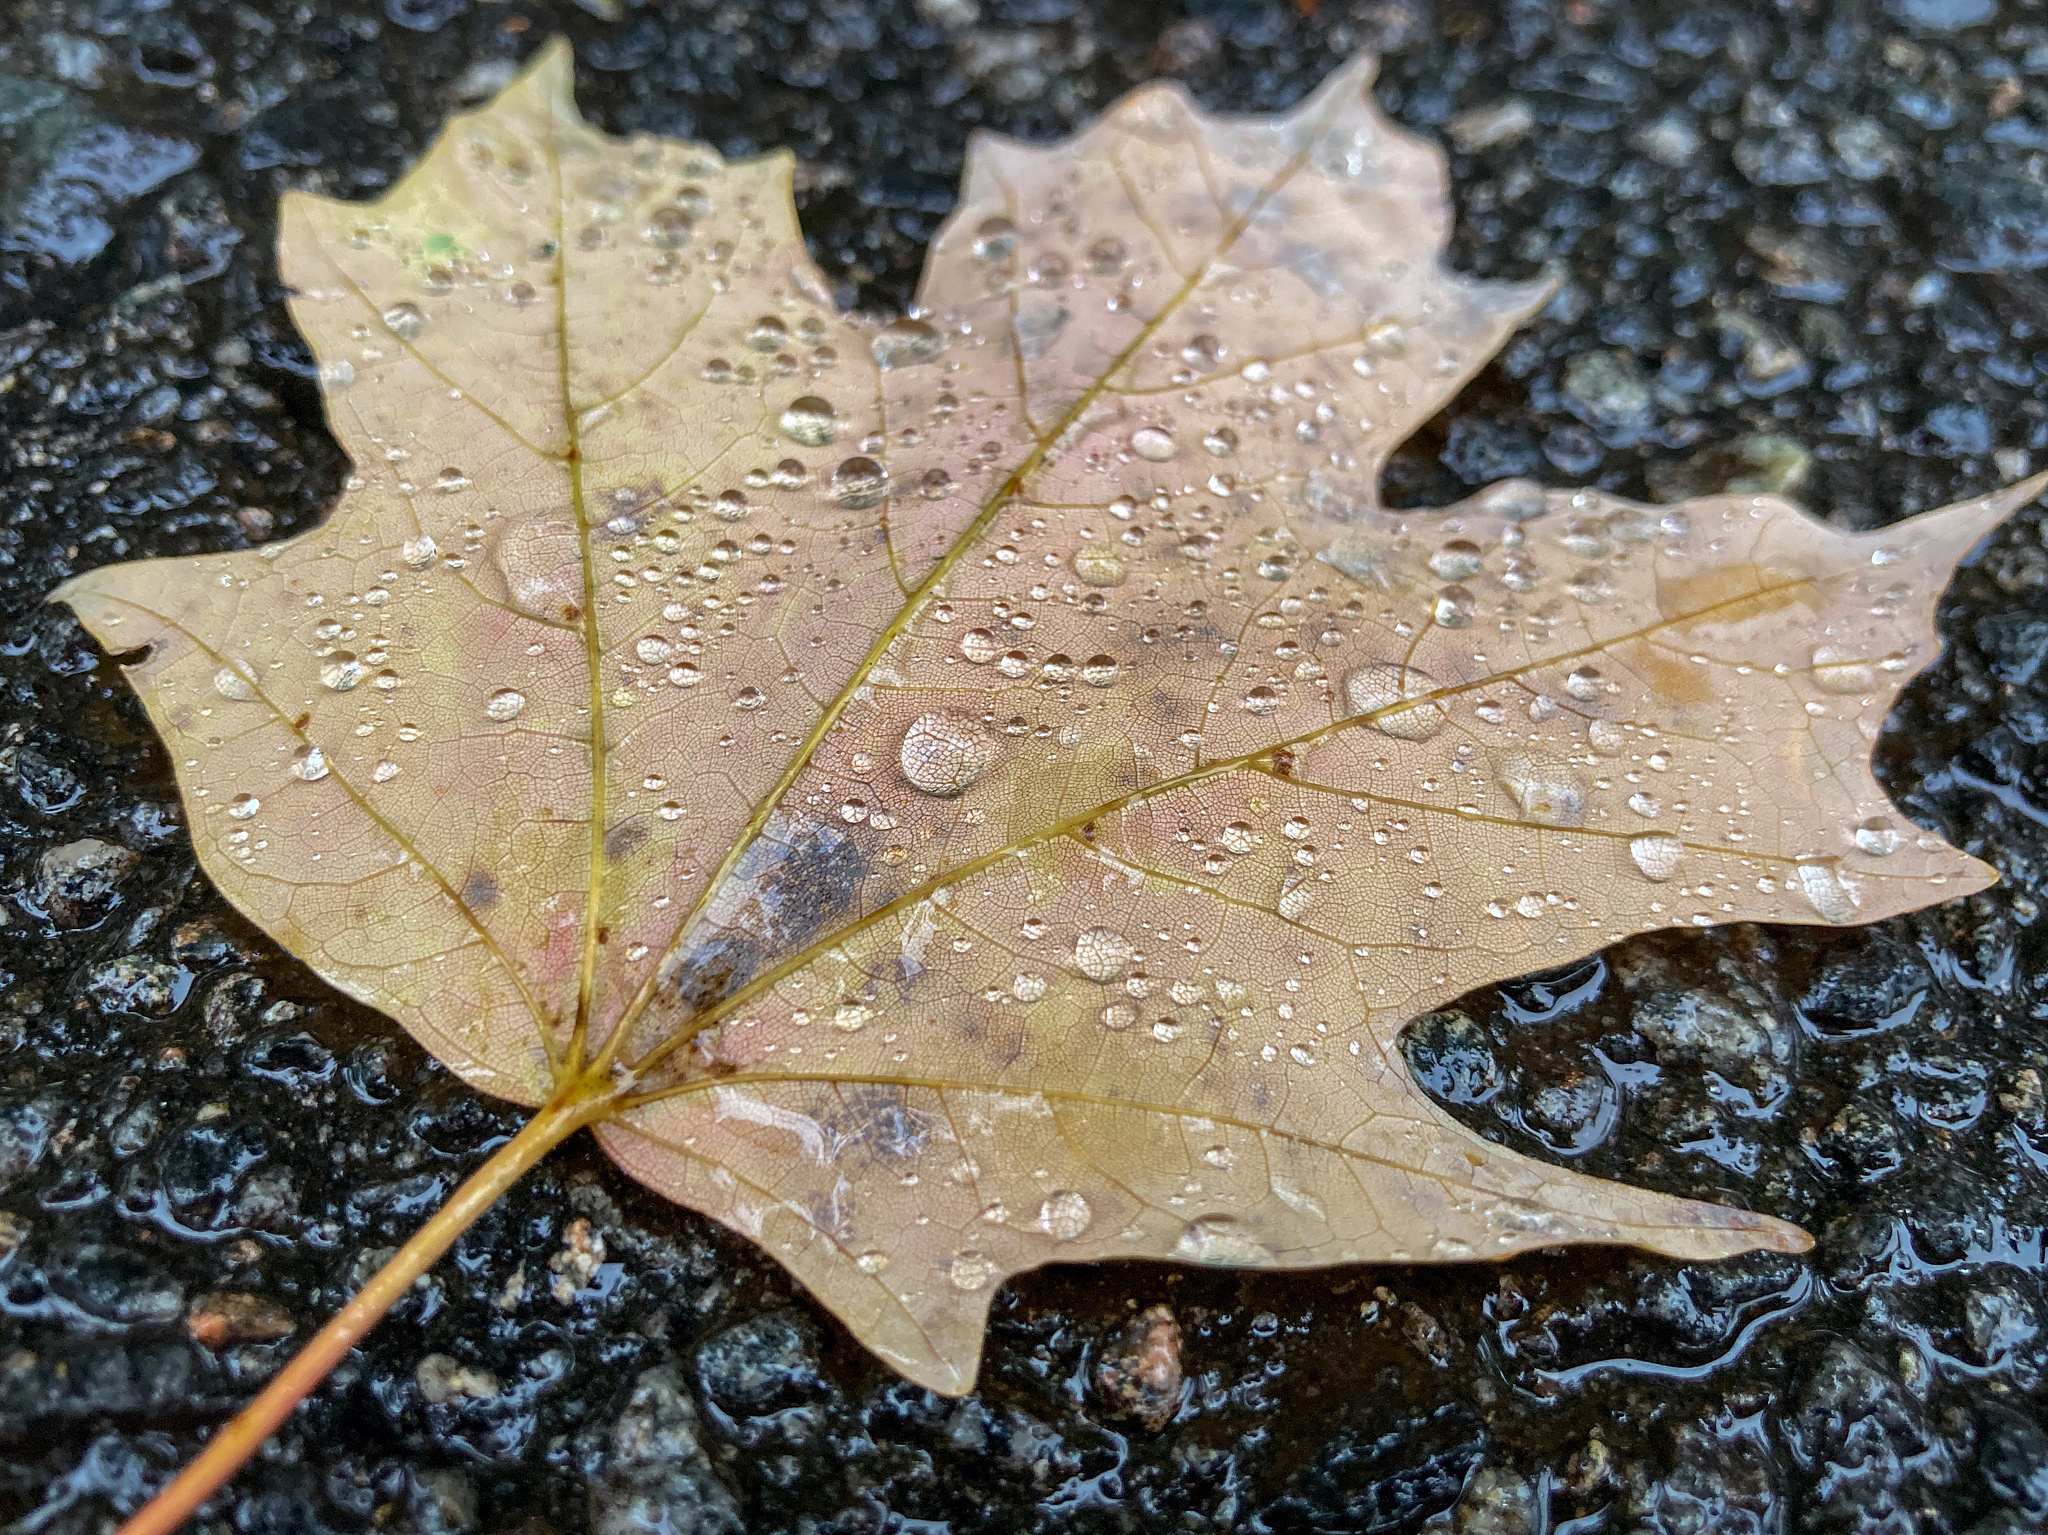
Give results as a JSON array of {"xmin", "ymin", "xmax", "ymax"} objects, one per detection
[
  {"xmin": 1811, "ymin": 646, "xmax": 1876, "ymax": 695},
  {"xmin": 668, "ymin": 663, "xmax": 701, "ymax": 688},
  {"xmin": 402, "ymin": 533, "xmax": 438, "ymax": 569},
  {"xmin": 1101, "ymin": 1002, "xmax": 1138, "ymax": 1030},
  {"xmin": 643, "ymin": 205, "xmax": 693, "ymax": 247},
  {"xmin": 1219, "ymin": 821, "xmax": 1255, "ymax": 855},
  {"xmin": 1202, "ymin": 426, "xmax": 1238, "ymax": 456},
  {"xmin": 779, "ymin": 396, "xmax": 839, "ymax": 447},
  {"xmin": 1278, "ymin": 882, "xmax": 1314, "ymax": 921},
  {"xmin": 1174, "ymin": 1215, "xmax": 1274, "ymax": 1267},
  {"xmin": 960, "ymin": 628, "xmax": 1000, "ymax": 664},
  {"xmin": 658, "ymin": 801, "xmax": 684, "ymax": 820},
  {"xmin": 733, "ymin": 686, "xmax": 767, "ymax": 711},
  {"xmin": 1795, "ymin": 862, "xmax": 1856, "ymax": 923},
  {"xmin": 321, "ymin": 654, "xmax": 363, "ymax": 692},
  {"xmin": 1011, "ymin": 972, "xmax": 1047, "ymax": 1002},
  {"xmin": 855, "ymin": 1250, "xmax": 888, "ymax": 1274},
  {"xmin": 1433, "ymin": 585, "xmax": 1478, "ymax": 628},
  {"xmin": 872, "ymin": 318, "xmax": 943, "ymax": 369},
  {"xmin": 948, "ymin": 1250, "xmax": 998, "ymax": 1290},
  {"xmin": 899, "ymin": 711, "xmax": 999, "ymax": 796},
  {"xmin": 292, "ymin": 745, "xmax": 329, "ymax": 782},
  {"xmin": 1344, "ymin": 663, "xmax": 1443, "ymax": 740},
  {"xmin": 435, "ymin": 467, "xmax": 470, "ymax": 494},
  {"xmin": 1183, "ymin": 334, "xmax": 1222, "ymax": 369},
  {"xmin": 1565, "ymin": 666, "xmax": 1605, "ymax": 702},
  {"xmin": 485, "ymin": 687, "xmax": 527, "ymax": 722},
  {"xmin": 1074, "ymin": 926, "xmax": 1133, "ymax": 982},
  {"xmin": 1131, "ymin": 427, "xmax": 1177, "ymax": 461},
  {"xmin": 1628, "ymin": 792, "xmax": 1662, "ymax": 818},
  {"xmin": 831, "ymin": 456, "xmax": 888, "ymax": 509},
  {"xmin": 1087, "ymin": 236, "xmax": 1127, "ymax": 273},
  {"xmin": 971, "ymin": 217, "xmax": 1016, "ymax": 263},
  {"xmin": 1243, "ymin": 686, "xmax": 1281, "ymax": 716},
  {"xmin": 1498, "ymin": 754, "xmax": 1587, "ymax": 827},
  {"xmin": 372, "ymin": 759, "xmax": 400, "ymax": 783},
  {"xmin": 838, "ymin": 798, "xmax": 869, "ymax": 825},
  {"xmin": 1853, "ymin": 816, "xmax": 1902, "ymax": 856},
  {"xmin": 636, "ymin": 635, "xmax": 673, "ymax": 665},
  {"xmin": 1072, "ymin": 544, "xmax": 1126, "ymax": 586},
  {"xmin": 1629, "ymin": 834, "xmax": 1683, "ymax": 882},
  {"xmin": 746, "ymin": 315, "xmax": 790, "ymax": 352},
  {"xmin": 1039, "ymin": 1191, "xmax": 1092, "ymax": 1242},
  {"xmin": 1282, "ymin": 816, "xmax": 1312, "ymax": 841},
  {"xmin": 227, "ymin": 793, "xmax": 260, "ymax": 820},
  {"xmin": 319, "ymin": 359, "xmax": 354, "ymax": 394},
  {"xmin": 1081, "ymin": 654, "xmax": 1120, "ymax": 687},
  {"xmin": 1429, "ymin": 540, "xmax": 1483, "ymax": 580},
  {"xmin": 832, "ymin": 1002, "xmax": 872, "ymax": 1031},
  {"xmin": 213, "ymin": 666, "xmax": 255, "ymax": 701},
  {"xmin": 381, "ymin": 301, "xmax": 426, "ymax": 340}
]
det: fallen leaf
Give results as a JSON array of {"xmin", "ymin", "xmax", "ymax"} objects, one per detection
[{"xmin": 53, "ymin": 42, "xmax": 2042, "ymax": 1487}]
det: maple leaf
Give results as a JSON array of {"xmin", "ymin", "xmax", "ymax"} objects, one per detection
[{"xmin": 52, "ymin": 43, "xmax": 2044, "ymax": 1529}]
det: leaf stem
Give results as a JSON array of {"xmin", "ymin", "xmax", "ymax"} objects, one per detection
[{"xmin": 117, "ymin": 1081, "xmax": 618, "ymax": 1535}]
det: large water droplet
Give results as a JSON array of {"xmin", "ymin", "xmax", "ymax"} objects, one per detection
[
  {"xmin": 1810, "ymin": 646, "xmax": 1876, "ymax": 695},
  {"xmin": 1131, "ymin": 427, "xmax": 1177, "ymax": 461},
  {"xmin": 1628, "ymin": 834, "xmax": 1683, "ymax": 882},
  {"xmin": 733, "ymin": 687, "xmax": 767, "ymax": 711},
  {"xmin": 1429, "ymin": 540, "xmax": 1483, "ymax": 581},
  {"xmin": 227, "ymin": 793, "xmax": 261, "ymax": 820},
  {"xmin": 401, "ymin": 533, "xmax": 438, "ymax": 570},
  {"xmin": 292, "ymin": 745, "xmax": 329, "ymax": 782},
  {"xmin": 746, "ymin": 315, "xmax": 790, "ymax": 352},
  {"xmin": 1074, "ymin": 926, "xmax": 1133, "ymax": 982},
  {"xmin": 382, "ymin": 301, "xmax": 426, "ymax": 340},
  {"xmin": 779, "ymin": 396, "xmax": 838, "ymax": 447},
  {"xmin": 1853, "ymin": 816, "xmax": 1902, "ymax": 856},
  {"xmin": 485, "ymin": 688, "xmax": 527, "ymax": 722},
  {"xmin": 831, "ymin": 457, "xmax": 888, "ymax": 509},
  {"xmin": 1173, "ymin": 1215, "xmax": 1275, "ymax": 1267},
  {"xmin": 971, "ymin": 217, "xmax": 1016, "ymax": 262},
  {"xmin": 1433, "ymin": 586, "xmax": 1478, "ymax": 628},
  {"xmin": 1565, "ymin": 666, "xmax": 1605, "ymax": 702},
  {"xmin": 1072, "ymin": 544, "xmax": 1126, "ymax": 587},
  {"xmin": 948, "ymin": 1250, "xmax": 999, "ymax": 1289},
  {"xmin": 960, "ymin": 628, "xmax": 999, "ymax": 664},
  {"xmin": 1243, "ymin": 686, "xmax": 1281, "ymax": 716},
  {"xmin": 636, "ymin": 635, "xmax": 673, "ymax": 664},
  {"xmin": 899, "ymin": 711, "xmax": 998, "ymax": 796},
  {"xmin": 321, "ymin": 654, "xmax": 363, "ymax": 692},
  {"xmin": 1202, "ymin": 426, "xmax": 1238, "ymax": 456},
  {"xmin": 1219, "ymin": 821, "xmax": 1255, "ymax": 855},
  {"xmin": 872, "ymin": 317, "xmax": 944, "ymax": 369},
  {"xmin": 213, "ymin": 666, "xmax": 255, "ymax": 702},
  {"xmin": 1795, "ymin": 862, "xmax": 1856, "ymax": 922},
  {"xmin": 1344, "ymin": 663, "xmax": 1442, "ymax": 740},
  {"xmin": 1039, "ymin": 1190, "xmax": 1092, "ymax": 1242},
  {"xmin": 1081, "ymin": 654, "xmax": 1120, "ymax": 687},
  {"xmin": 1498, "ymin": 754, "xmax": 1588, "ymax": 827}
]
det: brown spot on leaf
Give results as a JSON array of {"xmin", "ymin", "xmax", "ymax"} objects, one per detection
[
  {"xmin": 460, "ymin": 869, "xmax": 499, "ymax": 912},
  {"xmin": 604, "ymin": 816, "xmax": 649, "ymax": 865}
]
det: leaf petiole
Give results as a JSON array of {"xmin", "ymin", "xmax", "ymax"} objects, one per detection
[{"xmin": 117, "ymin": 1078, "xmax": 621, "ymax": 1535}]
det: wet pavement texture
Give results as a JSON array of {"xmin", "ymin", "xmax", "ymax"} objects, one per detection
[{"xmin": 3, "ymin": 0, "xmax": 2048, "ymax": 1530}]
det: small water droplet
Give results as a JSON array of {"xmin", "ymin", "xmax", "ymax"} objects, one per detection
[
  {"xmin": 213, "ymin": 666, "xmax": 255, "ymax": 701},
  {"xmin": 643, "ymin": 205, "xmax": 693, "ymax": 246},
  {"xmin": 779, "ymin": 396, "xmax": 839, "ymax": 447},
  {"xmin": 668, "ymin": 663, "xmax": 701, "ymax": 688},
  {"xmin": 485, "ymin": 688, "xmax": 527, "ymax": 722},
  {"xmin": 1081, "ymin": 654, "xmax": 1120, "ymax": 687},
  {"xmin": 1853, "ymin": 816, "xmax": 1902, "ymax": 856},
  {"xmin": 1278, "ymin": 882, "xmax": 1314, "ymax": 921},
  {"xmin": 1039, "ymin": 1190, "xmax": 1092, "ymax": 1242},
  {"xmin": 435, "ymin": 467, "xmax": 470, "ymax": 494},
  {"xmin": 1344, "ymin": 663, "xmax": 1443, "ymax": 740},
  {"xmin": 831, "ymin": 457, "xmax": 888, "ymax": 509},
  {"xmin": 1075, "ymin": 926, "xmax": 1133, "ymax": 982},
  {"xmin": 401, "ymin": 533, "xmax": 438, "ymax": 569},
  {"xmin": 227, "ymin": 793, "xmax": 261, "ymax": 820},
  {"xmin": 1087, "ymin": 236, "xmax": 1127, "ymax": 273},
  {"xmin": 948, "ymin": 1250, "xmax": 998, "ymax": 1289},
  {"xmin": 971, "ymin": 217, "xmax": 1016, "ymax": 263},
  {"xmin": 658, "ymin": 801, "xmax": 684, "ymax": 820},
  {"xmin": 1100, "ymin": 1002, "xmax": 1138, "ymax": 1030},
  {"xmin": 1219, "ymin": 821, "xmax": 1255, "ymax": 855},
  {"xmin": 1011, "ymin": 972, "xmax": 1047, "ymax": 1002},
  {"xmin": 1202, "ymin": 426, "xmax": 1238, "ymax": 456},
  {"xmin": 1565, "ymin": 666, "xmax": 1605, "ymax": 702},
  {"xmin": 839, "ymin": 798, "xmax": 869, "ymax": 824},
  {"xmin": 292, "ymin": 745, "xmax": 328, "ymax": 782},
  {"xmin": 899, "ymin": 711, "xmax": 999, "ymax": 796},
  {"xmin": 855, "ymin": 1250, "xmax": 888, "ymax": 1274},
  {"xmin": 1072, "ymin": 544, "xmax": 1126, "ymax": 587},
  {"xmin": 733, "ymin": 686, "xmax": 767, "ymax": 711},
  {"xmin": 1243, "ymin": 685, "xmax": 1281, "ymax": 716},
  {"xmin": 832, "ymin": 1002, "xmax": 872, "ymax": 1031},
  {"xmin": 372, "ymin": 759, "xmax": 399, "ymax": 783},
  {"xmin": 746, "ymin": 315, "xmax": 790, "ymax": 352},
  {"xmin": 1131, "ymin": 427, "xmax": 1177, "ymax": 461},
  {"xmin": 960, "ymin": 629, "xmax": 1000, "ymax": 664},
  {"xmin": 1628, "ymin": 834, "xmax": 1683, "ymax": 882},
  {"xmin": 1628, "ymin": 792, "xmax": 1662, "ymax": 818}
]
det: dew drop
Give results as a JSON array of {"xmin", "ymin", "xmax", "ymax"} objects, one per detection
[
  {"xmin": 636, "ymin": 635, "xmax": 673, "ymax": 664},
  {"xmin": 643, "ymin": 205, "xmax": 693, "ymax": 247},
  {"xmin": 668, "ymin": 663, "xmax": 701, "ymax": 687},
  {"xmin": 872, "ymin": 318, "xmax": 944, "ymax": 369},
  {"xmin": 1101, "ymin": 1002, "xmax": 1138, "ymax": 1030},
  {"xmin": 1429, "ymin": 540, "xmax": 1483, "ymax": 581},
  {"xmin": 746, "ymin": 315, "xmax": 790, "ymax": 352},
  {"xmin": 948, "ymin": 1250, "xmax": 998, "ymax": 1290},
  {"xmin": 1811, "ymin": 646, "xmax": 1876, "ymax": 695},
  {"xmin": 855, "ymin": 1250, "xmax": 888, "ymax": 1274},
  {"xmin": 1282, "ymin": 816, "xmax": 1312, "ymax": 841},
  {"xmin": 435, "ymin": 467, "xmax": 470, "ymax": 494},
  {"xmin": 485, "ymin": 687, "xmax": 527, "ymax": 722},
  {"xmin": 779, "ymin": 396, "xmax": 839, "ymax": 447},
  {"xmin": 1628, "ymin": 834, "xmax": 1683, "ymax": 882},
  {"xmin": 321, "ymin": 654, "xmax": 363, "ymax": 692},
  {"xmin": 1072, "ymin": 544, "xmax": 1126, "ymax": 587},
  {"xmin": 1498, "ymin": 754, "xmax": 1588, "ymax": 827},
  {"xmin": 292, "ymin": 745, "xmax": 329, "ymax": 782},
  {"xmin": 1131, "ymin": 427, "xmax": 1177, "ymax": 461},
  {"xmin": 1344, "ymin": 663, "xmax": 1443, "ymax": 740},
  {"xmin": 227, "ymin": 793, "xmax": 260, "ymax": 820},
  {"xmin": 1202, "ymin": 426, "xmax": 1238, "ymax": 456},
  {"xmin": 1219, "ymin": 821, "xmax": 1255, "ymax": 855},
  {"xmin": 971, "ymin": 217, "xmax": 1016, "ymax": 263},
  {"xmin": 832, "ymin": 1001, "xmax": 872, "ymax": 1031},
  {"xmin": 899, "ymin": 711, "xmax": 999, "ymax": 796},
  {"xmin": 1278, "ymin": 882, "xmax": 1314, "ymax": 921},
  {"xmin": 1628, "ymin": 792, "xmax": 1662, "ymax": 819},
  {"xmin": 372, "ymin": 759, "xmax": 399, "ymax": 783},
  {"xmin": 401, "ymin": 533, "xmax": 438, "ymax": 570},
  {"xmin": 1565, "ymin": 666, "xmax": 1605, "ymax": 702},
  {"xmin": 1074, "ymin": 926, "xmax": 1133, "ymax": 982},
  {"xmin": 960, "ymin": 628, "xmax": 1000, "ymax": 664},
  {"xmin": 212, "ymin": 666, "xmax": 255, "ymax": 702},
  {"xmin": 1853, "ymin": 816, "xmax": 1902, "ymax": 856},
  {"xmin": 1183, "ymin": 334, "xmax": 1222, "ymax": 369},
  {"xmin": 1243, "ymin": 685, "xmax": 1281, "ymax": 716},
  {"xmin": 1011, "ymin": 972, "xmax": 1047, "ymax": 1002},
  {"xmin": 1081, "ymin": 654, "xmax": 1120, "ymax": 687},
  {"xmin": 1039, "ymin": 1191, "xmax": 1092, "ymax": 1242},
  {"xmin": 1795, "ymin": 862, "xmax": 1857, "ymax": 923},
  {"xmin": 839, "ymin": 798, "xmax": 869, "ymax": 824},
  {"xmin": 658, "ymin": 801, "xmax": 684, "ymax": 820},
  {"xmin": 733, "ymin": 686, "xmax": 767, "ymax": 711},
  {"xmin": 1433, "ymin": 586, "xmax": 1478, "ymax": 628},
  {"xmin": 381, "ymin": 301, "xmax": 426, "ymax": 340},
  {"xmin": 715, "ymin": 489, "xmax": 750, "ymax": 521},
  {"xmin": 831, "ymin": 457, "xmax": 888, "ymax": 509},
  {"xmin": 1087, "ymin": 236, "xmax": 1127, "ymax": 273}
]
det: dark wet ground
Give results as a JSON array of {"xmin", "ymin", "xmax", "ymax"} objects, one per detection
[{"xmin": 4, "ymin": 0, "xmax": 2048, "ymax": 1529}]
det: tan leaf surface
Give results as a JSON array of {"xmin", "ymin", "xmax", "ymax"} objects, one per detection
[{"xmin": 54, "ymin": 43, "xmax": 2042, "ymax": 1394}]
